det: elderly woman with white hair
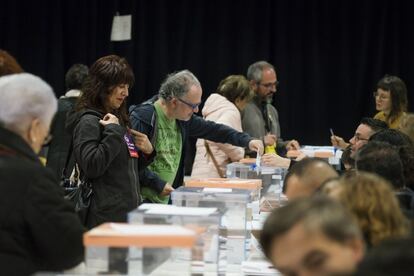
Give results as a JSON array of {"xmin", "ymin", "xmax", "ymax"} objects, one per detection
[{"xmin": 0, "ymin": 73, "xmax": 84, "ymax": 275}]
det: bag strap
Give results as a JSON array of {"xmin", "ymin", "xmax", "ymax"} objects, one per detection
[
  {"xmin": 61, "ymin": 138, "xmax": 74, "ymax": 182},
  {"xmin": 61, "ymin": 110, "xmax": 101, "ymax": 184},
  {"xmin": 204, "ymin": 140, "xmax": 226, "ymax": 178}
]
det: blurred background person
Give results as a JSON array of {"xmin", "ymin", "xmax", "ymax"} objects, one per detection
[
  {"xmin": 0, "ymin": 49, "xmax": 24, "ymax": 77},
  {"xmin": 399, "ymin": 113, "xmax": 414, "ymax": 143},
  {"xmin": 373, "ymin": 75, "xmax": 408, "ymax": 129},
  {"xmin": 340, "ymin": 145, "xmax": 355, "ymax": 170},
  {"xmin": 282, "ymin": 158, "xmax": 338, "ymax": 200},
  {"xmin": 191, "ymin": 75, "xmax": 254, "ymax": 178},
  {"xmin": 354, "ymin": 237, "xmax": 414, "ymax": 276},
  {"xmin": 355, "ymin": 141, "xmax": 406, "ymax": 191},
  {"xmin": 326, "ymin": 172, "xmax": 410, "ymax": 248},
  {"xmin": 0, "ymin": 73, "xmax": 84, "ymax": 275},
  {"xmin": 260, "ymin": 196, "xmax": 364, "ymax": 276},
  {"xmin": 66, "ymin": 55, "xmax": 153, "ymax": 229},
  {"xmin": 46, "ymin": 63, "xmax": 89, "ymax": 179}
]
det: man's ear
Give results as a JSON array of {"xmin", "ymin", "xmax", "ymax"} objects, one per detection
[
  {"xmin": 346, "ymin": 238, "xmax": 365, "ymax": 263},
  {"xmin": 250, "ymin": 80, "xmax": 258, "ymax": 90},
  {"xmin": 27, "ymin": 118, "xmax": 41, "ymax": 145},
  {"xmin": 170, "ymin": 97, "xmax": 178, "ymax": 107}
]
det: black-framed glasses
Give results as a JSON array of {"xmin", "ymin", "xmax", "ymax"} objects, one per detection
[
  {"xmin": 258, "ymin": 81, "xmax": 279, "ymax": 89},
  {"xmin": 353, "ymin": 135, "xmax": 369, "ymax": 142},
  {"xmin": 177, "ymin": 97, "xmax": 201, "ymax": 110}
]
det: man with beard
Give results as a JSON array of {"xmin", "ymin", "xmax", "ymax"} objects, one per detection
[{"xmin": 242, "ymin": 61, "xmax": 300, "ymax": 156}]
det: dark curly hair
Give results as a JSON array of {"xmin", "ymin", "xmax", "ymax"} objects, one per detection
[{"xmin": 77, "ymin": 55, "xmax": 134, "ymax": 126}]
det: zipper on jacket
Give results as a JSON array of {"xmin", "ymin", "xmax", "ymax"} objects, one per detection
[{"xmin": 129, "ymin": 158, "xmax": 140, "ymax": 206}]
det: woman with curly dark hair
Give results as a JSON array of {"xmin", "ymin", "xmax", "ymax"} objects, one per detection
[{"xmin": 67, "ymin": 55, "xmax": 154, "ymax": 229}]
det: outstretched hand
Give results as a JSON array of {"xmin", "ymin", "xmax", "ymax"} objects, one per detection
[{"xmin": 249, "ymin": 139, "xmax": 264, "ymax": 156}]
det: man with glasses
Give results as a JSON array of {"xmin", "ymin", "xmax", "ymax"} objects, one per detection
[
  {"xmin": 331, "ymin": 117, "xmax": 388, "ymax": 158},
  {"xmin": 129, "ymin": 70, "xmax": 263, "ymax": 204},
  {"xmin": 260, "ymin": 197, "xmax": 364, "ymax": 276},
  {"xmin": 242, "ymin": 61, "xmax": 300, "ymax": 157}
]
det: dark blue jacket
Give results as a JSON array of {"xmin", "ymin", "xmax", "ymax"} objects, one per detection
[{"xmin": 129, "ymin": 96, "xmax": 253, "ymax": 193}]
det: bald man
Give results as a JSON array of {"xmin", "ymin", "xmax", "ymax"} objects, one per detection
[{"xmin": 284, "ymin": 158, "xmax": 338, "ymax": 200}]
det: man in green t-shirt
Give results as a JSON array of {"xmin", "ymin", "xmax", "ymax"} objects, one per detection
[{"xmin": 130, "ymin": 70, "xmax": 264, "ymax": 203}]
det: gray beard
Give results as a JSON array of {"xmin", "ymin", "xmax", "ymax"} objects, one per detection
[{"xmin": 264, "ymin": 95, "xmax": 273, "ymax": 104}]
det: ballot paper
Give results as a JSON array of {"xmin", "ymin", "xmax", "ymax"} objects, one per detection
[
  {"xmin": 255, "ymin": 153, "xmax": 261, "ymax": 175},
  {"xmin": 108, "ymin": 223, "xmax": 195, "ymax": 236},
  {"xmin": 242, "ymin": 260, "xmax": 280, "ymax": 275},
  {"xmin": 203, "ymin": 187, "xmax": 233, "ymax": 193},
  {"xmin": 145, "ymin": 206, "xmax": 217, "ymax": 216}
]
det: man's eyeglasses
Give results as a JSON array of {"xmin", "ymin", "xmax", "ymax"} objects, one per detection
[
  {"xmin": 353, "ymin": 135, "xmax": 369, "ymax": 142},
  {"xmin": 177, "ymin": 97, "xmax": 201, "ymax": 110},
  {"xmin": 258, "ymin": 81, "xmax": 279, "ymax": 89},
  {"xmin": 373, "ymin": 92, "xmax": 390, "ymax": 101}
]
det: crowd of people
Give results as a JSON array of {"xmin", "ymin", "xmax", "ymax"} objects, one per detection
[{"xmin": 1, "ymin": 48, "xmax": 414, "ymax": 275}]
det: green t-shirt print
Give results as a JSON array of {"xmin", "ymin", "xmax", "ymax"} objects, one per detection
[{"xmin": 142, "ymin": 101, "xmax": 182, "ymax": 203}]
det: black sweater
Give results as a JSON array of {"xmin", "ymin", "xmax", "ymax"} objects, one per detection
[{"xmin": 0, "ymin": 126, "xmax": 85, "ymax": 275}]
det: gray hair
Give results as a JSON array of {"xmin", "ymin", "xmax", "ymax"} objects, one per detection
[
  {"xmin": 260, "ymin": 196, "xmax": 362, "ymax": 259},
  {"xmin": 246, "ymin": 61, "xmax": 275, "ymax": 82},
  {"xmin": 158, "ymin": 70, "xmax": 201, "ymax": 101},
  {"xmin": 0, "ymin": 73, "xmax": 57, "ymax": 135}
]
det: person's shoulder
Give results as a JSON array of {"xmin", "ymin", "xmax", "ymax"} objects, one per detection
[
  {"xmin": 5, "ymin": 158, "xmax": 57, "ymax": 189},
  {"xmin": 79, "ymin": 109, "xmax": 104, "ymax": 120},
  {"xmin": 130, "ymin": 98, "xmax": 156, "ymax": 117},
  {"xmin": 242, "ymin": 102, "xmax": 260, "ymax": 119},
  {"xmin": 129, "ymin": 101, "xmax": 157, "ymax": 127},
  {"xmin": 130, "ymin": 102, "xmax": 154, "ymax": 113},
  {"xmin": 374, "ymin": 111, "xmax": 384, "ymax": 120},
  {"xmin": 244, "ymin": 101, "xmax": 256, "ymax": 109}
]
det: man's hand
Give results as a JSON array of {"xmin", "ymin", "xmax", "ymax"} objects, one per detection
[
  {"xmin": 160, "ymin": 183, "xmax": 174, "ymax": 196},
  {"xmin": 264, "ymin": 134, "xmax": 277, "ymax": 146},
  {"xmin": 330, "ymin": 135, "xmax": 349, "ymax": 149},
  {"xmin": 286, "ymin": 139, "xmax": 300, "ymax": 151},
  {"xmin": 99, "ymin": 113, "xmax": 119, "ymax": 126},
  {"xmin": 129, "ymin": 129, "xmax": 153, "ymax": 154},
  {"xmin": 261, "ymin": 153, "xmax": 291, "ymax": 168},
  {"xmin": 248, "ymin": 139, "xmax": 264, "ymax": 156}
]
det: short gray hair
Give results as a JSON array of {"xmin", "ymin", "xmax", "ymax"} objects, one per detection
[
  {"xmin": 0, "ymin": 73, "xmax": 57, "ymax": 134},
  {"xmin": 158, "ymin": 70, "xmax": 201, "ymax": 101},
  {"xmin": 247, "ymin": 61, "xmax": 275, "ymax": 82},
  {"xmin": 260, "ymin": 196, "xmax": 362, "ymax": 259}
]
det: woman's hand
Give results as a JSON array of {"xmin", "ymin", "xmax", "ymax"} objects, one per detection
[{"xmin": 99, "ymin": 113, "xmax": 119, "ymax": 126}]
